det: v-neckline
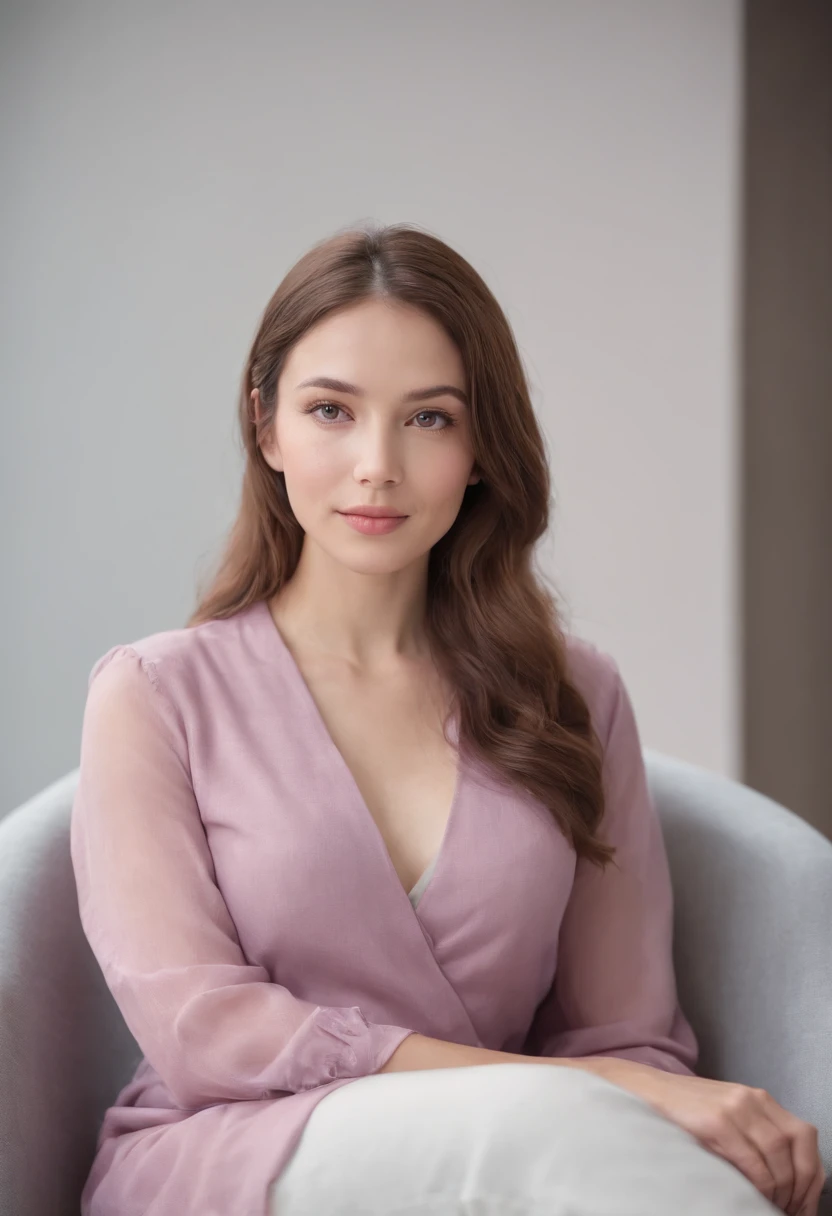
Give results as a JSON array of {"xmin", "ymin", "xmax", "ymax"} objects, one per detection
[{"xmin": 249, "ymin": 597, "xmax": 465, "ymax": 910}]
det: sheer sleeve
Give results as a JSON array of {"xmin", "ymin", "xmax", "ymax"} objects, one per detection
[
  {"xmin": 523, "ymin": 659, "xmax": 700, "ymax": 1077},
  {"xmin": 70, "ymin": 645, "xmax": 415, "ymax": 1109}
]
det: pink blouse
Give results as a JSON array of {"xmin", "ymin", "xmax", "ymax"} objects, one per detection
[{"xmin": 70, "ymin": 598, "xmax": 698, "ymax": 1215}]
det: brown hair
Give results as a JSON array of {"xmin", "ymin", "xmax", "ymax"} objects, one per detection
[{"xmin": 187, "ymin": 221, "xmax": 616, "ymax": 870}]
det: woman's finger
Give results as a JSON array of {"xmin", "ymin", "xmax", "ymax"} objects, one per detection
[
  {"xmin": 712, "ymin": 1086, "xmax": 822, "ymax": 1215},
  {"xmin": 726, "ymin": 1088, "xmax": 797, "ymax": 1212},
  {"xmin": 694, "ymin": 1098, "xmax": 780, "ymax": 1206},
  {"xmin": 754, "ymin": 1092, "xmax": 820, "ymax": 1215},
  {"xmin": 795, "ymin": 1158, "xmax": 828, "ymax": 1216}
]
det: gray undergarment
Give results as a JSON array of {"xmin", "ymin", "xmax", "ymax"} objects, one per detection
[{"xmin": 407, "ymin": 853, "xmax": 439, "ymax": 909}]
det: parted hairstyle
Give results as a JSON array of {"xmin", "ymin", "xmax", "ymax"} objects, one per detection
[{"xmin": 187, "ymin": 221, "xmax": 616, "ymax": 870}]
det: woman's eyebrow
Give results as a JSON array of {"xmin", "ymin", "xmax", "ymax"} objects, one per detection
[{"xmin": 295, "ymin": 376, "xmax": 468, "ymax": 407}]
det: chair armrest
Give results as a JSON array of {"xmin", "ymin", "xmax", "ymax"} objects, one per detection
[
  {"xmin": 645, "ymin": 748, "xmax": 832, "ymax": 1205},
  {"xmin": 0, "ymin": 769, "xmax": 142, "ymax": 1216}
]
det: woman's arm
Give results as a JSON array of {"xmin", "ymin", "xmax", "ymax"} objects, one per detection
[
  {"xmin": 377, "ymin": 1032, "xmax": 616, "ymax": 1074},
  {"xmin": 71, "ymin": 646, "xmax": 416, "ymax": 1109},
  {"xmin": 522, "ymin": 655, "xmax": 700, "ymax": 1076}
]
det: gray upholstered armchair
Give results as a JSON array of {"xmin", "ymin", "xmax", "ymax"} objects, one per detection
[{"xmin": 1, "ymin": 752, "xmax": 830, "ymax": 1216}]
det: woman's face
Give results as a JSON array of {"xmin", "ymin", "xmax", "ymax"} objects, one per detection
[{"xmin": 254, "ymin": 297, "xmax": 480, "ymax": 576}]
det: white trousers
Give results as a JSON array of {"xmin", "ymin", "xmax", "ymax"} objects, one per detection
[{"xmin": 269, "ymin": 1062, "xmax": 779, "ymax": 1215}]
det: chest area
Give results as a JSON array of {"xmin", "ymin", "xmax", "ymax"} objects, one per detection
[
  {"xmin": 296, "ymin": 657, "xmax": 460, "ymax": 894},
  {"xmin": 187, "ymin": 654, "xmax": 578, "ymax": 1015}
]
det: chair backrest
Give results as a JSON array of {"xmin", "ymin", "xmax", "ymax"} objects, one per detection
[{"xmin": 2, "ymin": 756, "xmax": 830, "ymax": 1216}]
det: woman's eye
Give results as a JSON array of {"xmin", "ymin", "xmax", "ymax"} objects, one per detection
[
  {"xmin": 413, "ymin": 410, "xmax": 452, "ymax": 430},
  {"xmin": 304, "ymin": 401, "xmax": 344, "ymax": 422}
]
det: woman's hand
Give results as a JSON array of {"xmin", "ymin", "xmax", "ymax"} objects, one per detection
[{"xmin": 583, "ymin": 1057, "xmax": 827, "ymax": 1216}]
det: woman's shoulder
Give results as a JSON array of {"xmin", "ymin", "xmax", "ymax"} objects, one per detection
[
  {"xmin": 85, "ymin": 605, "xmax": 259, "ymax": 698},
  {"xmin": 562, "ymin": 631, "xmax": 625, "ymax": 742}
]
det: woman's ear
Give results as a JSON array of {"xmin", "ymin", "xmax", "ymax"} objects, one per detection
[{"xmin": 251, "ymin": 389, "xmax": 283, "ymax": 472}]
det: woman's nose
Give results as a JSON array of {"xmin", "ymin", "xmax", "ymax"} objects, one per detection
[{"xmin": 350, "ymin": 427, "xmax": 405, "ymax": 483}]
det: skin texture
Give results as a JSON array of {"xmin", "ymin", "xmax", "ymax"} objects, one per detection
[{"xmin": 250, "ymin": 296, "xmax": 827, "ymax": 1216}]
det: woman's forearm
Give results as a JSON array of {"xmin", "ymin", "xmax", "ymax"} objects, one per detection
[{"xmin": 377, "ymin": 1032, "xmax": 619, "ymax": 1076}]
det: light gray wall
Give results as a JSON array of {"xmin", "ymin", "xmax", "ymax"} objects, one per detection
[{"xmin": 1, "ymin": 0, "xmax": 742, "ymax": 816}]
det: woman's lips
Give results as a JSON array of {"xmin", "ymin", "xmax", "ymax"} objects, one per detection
[{"xmin": 337, "ymin": 512, "xmax": 409, "ymax": 535}]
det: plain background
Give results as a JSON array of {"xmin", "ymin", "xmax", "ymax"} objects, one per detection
[{"xmin": 1, "ymin": 1, "xmax": 743, "ymax": 817}]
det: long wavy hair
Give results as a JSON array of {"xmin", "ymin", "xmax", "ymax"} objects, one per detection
[{"xmin": 187, "ymin": 222, "xmax": 616, "ymax": 870}]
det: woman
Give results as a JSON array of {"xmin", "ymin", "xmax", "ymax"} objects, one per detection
[{"xmin": 71, "ymin": 223, "xmax": 825, "ymax": 1216}]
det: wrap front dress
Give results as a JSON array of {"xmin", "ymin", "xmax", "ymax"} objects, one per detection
[{"xmin": 70, "ymin": 598, "xmax": 700, "ymax": 1215}]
